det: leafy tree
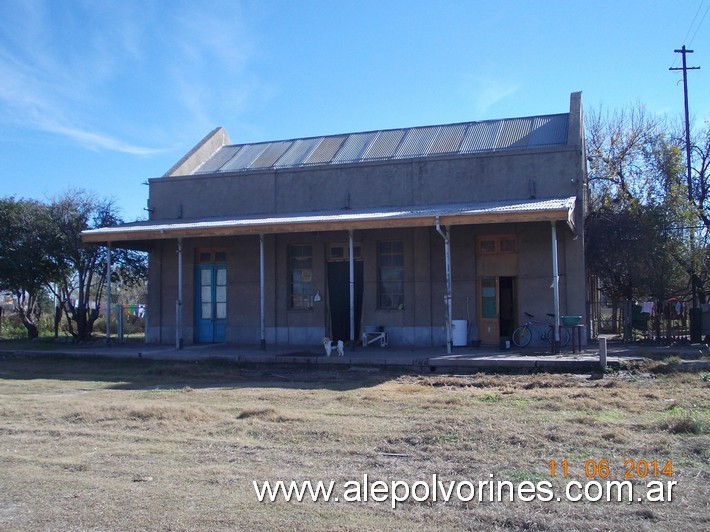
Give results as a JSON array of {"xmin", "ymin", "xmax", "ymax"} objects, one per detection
[
  {"xmin": 49, "ymin": 190, "xmax": 147, "ymax": 342},
  {"xmin": 585, "ymin": 104, "xmax": 699, "ymax": 339},
  {"xmin": 0, "ymin": 198, "xmax": 65, "ymax": 338}
]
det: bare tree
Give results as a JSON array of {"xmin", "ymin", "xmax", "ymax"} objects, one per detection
[
  {"xmin": 586, "ymin": 104, "xmax": 675, "ymax": 206},
  {"xmin": 691, "ymin": 126, "xmax": 710, "ymax": 229},
  {"xmin": 49, "ymin": 190, "xmax": 147, "ymax": 342}
]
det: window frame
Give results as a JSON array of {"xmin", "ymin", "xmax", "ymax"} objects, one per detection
[
  {"xmin": 196, "ymin": 247, "xmax": 227, "ymax": 264},
  {"xmin": 377, "ymin": 240, "xmax": 404, "ymax": 310},
  {"xmin": 288, "ymin": 244, "xmax": 314, "ymax": 310},
  {"xmin": 477, "ymin": 235, "xmax": 517, "ymax": 255}
]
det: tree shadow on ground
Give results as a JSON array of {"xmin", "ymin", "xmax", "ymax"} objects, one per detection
[{"xmin": 0, "ymin": 353, "xmax": 401, "ymax": 392}]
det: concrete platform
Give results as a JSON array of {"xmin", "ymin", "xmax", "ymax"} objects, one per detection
[{"xmin": 0, "ymin": 339, "xmax": 658, "ymax": 373}]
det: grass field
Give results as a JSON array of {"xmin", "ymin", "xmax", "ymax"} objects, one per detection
[{"xmin": 0, "ymin": 354, "xmax": 708, "ymax": 531}]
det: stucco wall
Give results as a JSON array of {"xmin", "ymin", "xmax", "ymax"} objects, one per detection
[
  {"xmin": 144, "ymin": 93, "xmax": 588, "ymax": 347},
  {"xmin": 146, "ymin": 221, "xmax": 584, "ymax": 347},
  {"xmin": 147, "ymin": 147, "xmax": 583, "ymax": 221}
]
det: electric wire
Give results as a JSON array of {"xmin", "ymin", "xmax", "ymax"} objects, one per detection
[
  {"xmin": 671, "ymin": 0, "xmax": 707, "ymax": 68},
  {"xmin": 688, "ymin": 1, "xmax": 710, "ymax": 46}
]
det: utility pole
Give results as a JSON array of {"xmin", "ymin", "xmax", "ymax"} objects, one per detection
[{"xmin": 670, "ymin": 45, "xmax": 701, "ymax": 342}]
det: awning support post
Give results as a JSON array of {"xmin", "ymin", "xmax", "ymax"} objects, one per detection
[
  {"xmin": 551, "ymin": 222, "xmax": 561, "ymax": 353},
  {"xmin": 260, "ymin": 234, "xmax": 266, "ymax": 351},
  {"xmin": 436, "ymin": 217, "xmax": 453, "ymax": 354},
  {"xmin": 106, "ymin": 243, "xmax": 111, "ymax": 346},
  {"xmin": 176, "ymin": 238, "xmax": 184, "ymax": 350},
  {"xmin": 349, "ymin": 230, "xmax": 355, "ymax": 348}
]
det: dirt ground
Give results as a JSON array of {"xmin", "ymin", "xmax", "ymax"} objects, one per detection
[{"xmin": 0, "ymin": 355, "xmax": 708, "ymax": 531}]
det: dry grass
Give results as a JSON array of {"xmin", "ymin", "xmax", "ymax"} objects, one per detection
[{"xmin": 0, "ymin": 355, "xmax": 708, "ymax": 531}]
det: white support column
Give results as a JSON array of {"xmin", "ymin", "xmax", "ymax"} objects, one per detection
[
  {"xmin": 551, "ymin": 222, "xmax": 561, "ymax": 350},
  {"xmin": 349, "ymin": 230, "xmax": 355, "ymax": 348},
  {"xmin": 436, "ymin": 218, "xmax": 453, "ymax": 354},
  {"xmin": 260, "ymin": 234, "xmax": 266, "ymax": 351},
  {"xmin": 599, "ymin": 337, "xmax": 607, "ymax": 369},
  {"xmin": 106, "ymin": 243, "xmax": 112, "ymax": 346},
  {"xmin": 176, "ymin": 238, "xmax": 184, "ymax": 350}
]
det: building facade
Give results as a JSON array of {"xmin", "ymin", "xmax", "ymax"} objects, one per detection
[{"xmin": 83, "ymin": 92, "xmax": 588, "ymax": 349}]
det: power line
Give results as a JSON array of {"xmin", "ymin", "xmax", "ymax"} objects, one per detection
[
  {"xmin": 672, "ymin": 0, "xmax": 708, "ymax": 68},
  {"xmin": 688, "ymin": 1, "xmax": 710, "ymax": 46},
  {"xmin": 683, "ymin": 1, "xmax": 705, "ymax": 43}
]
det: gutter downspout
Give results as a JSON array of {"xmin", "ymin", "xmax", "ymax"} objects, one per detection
[
  {"xmin": 176, "ymin": 238, "xmax": 183, "ymax": 350},
  {"xmin": 349, "ymin": 230, "xmax": 355, "ymax": 349},
  {"xmin": 260, "ymin": 234, "xmax": 266, "ymax": 350},
  {"xmin": 551, "ymin": 222, "xmax": 561, "ymax": 352},
  {"xmin": 435, "ymin": 217, "xmax": 453, "ymax": 354},
  {"xmin": 106, "ymin": 243, "xmax": 111, "ymax": 346}
]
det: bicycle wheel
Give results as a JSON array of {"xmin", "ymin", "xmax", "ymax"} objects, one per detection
[
  {"xmin": 512, "ymin": 325, "xmax": 532, "ymax": 347},
  {"xmin": 548, "ymin": 326, "xmax": 571, "ymax": 347},
  {"xmin": 558, "ymin": 326, "xmax": 570, "ymax": 347}
]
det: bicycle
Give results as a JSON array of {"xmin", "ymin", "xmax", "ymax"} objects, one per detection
[{"xmin": 512, "ymin": 312, "xmax": 570, "ymax": 347}]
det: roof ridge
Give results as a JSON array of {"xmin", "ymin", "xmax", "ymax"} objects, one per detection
[
  {"xmin": 225, "ymin": 112, "xmax": 569, "ymax": 148},
  {"xmin": 192, "ymin": 113, "xmax": 570, "ymax": 174}
]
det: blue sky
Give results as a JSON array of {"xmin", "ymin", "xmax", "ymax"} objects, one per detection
[{"xmin": 1, "ymin": 0, "xmax": 709, "ymax": 221}]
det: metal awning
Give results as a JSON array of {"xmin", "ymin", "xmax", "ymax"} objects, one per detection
[{"xmin": 81, "ymin": 196, "xmax": 577, "ymax": 246}]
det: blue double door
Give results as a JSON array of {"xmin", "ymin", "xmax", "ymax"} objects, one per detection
[{"xmin": 195, "ymin": 264, "xmax": 227, "ymax": 343}]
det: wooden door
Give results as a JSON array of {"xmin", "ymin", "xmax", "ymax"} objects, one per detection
[{"xmin": 479, "ymin": 276, "xmax": 499, "ymax": 344}]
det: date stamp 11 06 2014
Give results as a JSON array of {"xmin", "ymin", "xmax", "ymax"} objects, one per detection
[{"xmin": 548, "ymin": 459, "xmax": 674, "ymax": 480}]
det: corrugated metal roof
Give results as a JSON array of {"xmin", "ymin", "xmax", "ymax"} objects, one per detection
[
  {"xmin": 303, "ymin": 135, "xmax": 346, "ymax": 165},
  {"xmin": 275, "ymin": 138, "xmax": 321, "ymax": 167},
  {"xmin": 529, "ymin": 115, "xmax": 569, "ymax": 146},
  {"xmin": 194, "ymin": 145, "xmax": 241, "ymax": 173},
  {"xmin": 248, "ymin": 140, "xmax": 291, "ymax": 168},
  {"xmin": 429, "ymin": 123, "xmax": 468, "ymax": 154},
  {"xmin": 192, "ymin": 113, "xmax": 569, "ymax": 174},
  {"xmin": 460, "ymin": 120, "xmax": 502, "ymax": 153},
  {"xmin": 394, "ymin": 126, "xmax": 439, "ymax": 159},
  {"xmin": 363, "ymin": 129, "xmax": 406, "ymax": 160},
  {"xmin": 332, "ymin": 132, "xmax": 378, "ymax": 163},
  {"xmin": 83, "ymin": 197, "xmax": 577, "ymax": 242},
  {"xmin": 497, "ymin": 118, "xmax": 532, "ymax": 149},
  {"xmin": 219, "ymin": 143, "xmax": 269, "ymax": 172}
]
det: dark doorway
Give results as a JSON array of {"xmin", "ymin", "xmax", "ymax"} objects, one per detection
[
  {"xmin": 327, "ymin": 261, "xmax": 363, "ymax": 343},
  {"xmin": 499, "ymin": 276, "xmax": 516, "ymax": 338}
]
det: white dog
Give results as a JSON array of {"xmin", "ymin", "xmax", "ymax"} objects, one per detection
[{"xmin": 323, "ymin": 337, "xmax": 344, "ymax": 357}]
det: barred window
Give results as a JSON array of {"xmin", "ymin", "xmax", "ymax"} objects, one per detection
[
  {"xmin": 377, "ymin": 241, "xmax": 404, "ymax": 310},
  {"xmin": 289, "ymin": 245, "xmax": 313, "ymax": 309}
]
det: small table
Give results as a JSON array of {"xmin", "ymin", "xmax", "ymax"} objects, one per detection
[
  {"xmin": 566, "ymin": 324, "xmax": 584, "ymax": 353},
  {"xmin": 550, "ymin": 324, "xmax": 584, "ymax": 353},
  {"xmin": 362, "ymin": 331, "xmax": 388, "ymax": 347}
]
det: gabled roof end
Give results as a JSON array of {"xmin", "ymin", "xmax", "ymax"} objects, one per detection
[
  {"xmin": 164, "ymin": 127, "xmax": 232, "ymax": 177},
  {"xmin": 567, "ymin": 92, "xmax": 583, "ymax": 147}
]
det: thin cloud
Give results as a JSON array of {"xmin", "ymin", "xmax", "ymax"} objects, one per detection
[
  {"xmin": 164, "ymin": 2, "xmax": 261, "ymax": 137},
  {"xmin": 472, "ymin": 77, "xmax": 521, "ymax": 116},
  {"xmin": 0, "ymin": 50, "xmax": 164, "ymax": 154},
  {"xmin": 38, "ymin": 118, "xmax": 170, "ymax": 155},
  {"xmin": 0, "ymin": 1, "xmax": 221, "ymax": 154}
]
